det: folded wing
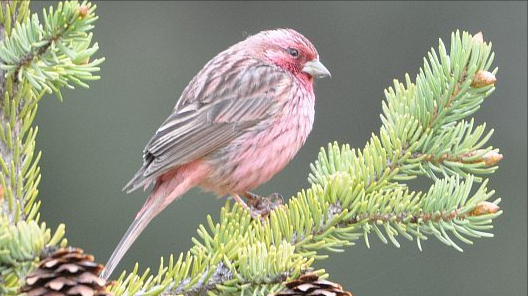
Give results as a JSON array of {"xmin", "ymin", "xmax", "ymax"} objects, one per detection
[{"xmin": 123, "ymin": 60, "xmax": 291, "ymax": 193}]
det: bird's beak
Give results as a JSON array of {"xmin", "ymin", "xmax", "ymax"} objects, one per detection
[{"xmin": 302, "ymin": 59, "xmax": 331, "ymax": 79}]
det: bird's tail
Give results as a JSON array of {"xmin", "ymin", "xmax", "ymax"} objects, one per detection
[
  {"xmin": 100, "ymin": 198, "xmax": 160, "ymax": 280},
  {"xmin": 101, "ymin": 162, "xmax": 207, "ymax": 280}
]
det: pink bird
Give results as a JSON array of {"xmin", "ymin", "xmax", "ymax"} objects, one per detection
[{"xmin": 102, "ymin": 28, "xmax": 330, "ymax": 279}]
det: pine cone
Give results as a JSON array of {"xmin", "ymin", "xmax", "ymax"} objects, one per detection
[
  {"xmin": 20, "ymin": 247, "xmax": 112, "ymax": 296},
  {"xmin": 275, "ymin": 273, "xmax": 353, "ymax": 296}
]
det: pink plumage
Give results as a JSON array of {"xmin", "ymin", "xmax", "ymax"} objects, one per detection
[{"xmin": 102, "ymin": 28, "xmax": 330, "ymax": 279}]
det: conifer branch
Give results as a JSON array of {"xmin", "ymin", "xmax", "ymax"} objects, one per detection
[
  {"xmin": 0, "ymin": 1, "xmax": 102, "ymax": 294},
  {"xmin": 0, "ymin": 2, "xmax": 503, "ymax": 295},
  {"xmin": 107, "ymin": 31, "xmax": 502, "ymax": 296}
]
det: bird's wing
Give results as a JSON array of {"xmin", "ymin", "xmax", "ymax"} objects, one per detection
[{"xmin": 123, "ymin": 60, "xmax": 291, "ymax": 192}]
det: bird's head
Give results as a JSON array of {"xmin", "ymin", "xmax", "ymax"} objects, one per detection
[{"xmin": 243, "ymin": 28, "xmax": 331, "ymax": 85}]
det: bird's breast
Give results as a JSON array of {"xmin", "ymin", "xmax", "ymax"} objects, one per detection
[{"xmin": 201, "ymin": 86, "xmax": 315, "ymax": 195}]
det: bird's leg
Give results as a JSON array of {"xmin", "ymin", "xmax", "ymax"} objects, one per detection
[
  {"xmin": 243, "ymin": 191, "xmax": 260, "ymax": 206},
  {"xmin": 231, "ymin": 193, "xmax": 250, "ymax": 211},
  {"xmin": 243, "ymin": 191, "xmax": 284, "ymax": 218}
]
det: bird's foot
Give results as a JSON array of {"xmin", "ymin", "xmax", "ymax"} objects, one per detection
[
  {"xmin": 231, "ymin": 193, "xmax": 250, "ymax": 211},
  {"xmin": 243, "ymin": 191, "xmax": 284, "ymax": 219}
]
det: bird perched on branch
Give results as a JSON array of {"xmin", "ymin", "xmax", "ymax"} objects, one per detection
[{"xmin": 102, "ymin": 28, "xmax": 330, "ymax": 279}]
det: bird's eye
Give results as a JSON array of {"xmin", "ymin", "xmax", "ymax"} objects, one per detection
[{"xmin": 288, "ymin": 47, "xmax": 299, "ymax": 58}]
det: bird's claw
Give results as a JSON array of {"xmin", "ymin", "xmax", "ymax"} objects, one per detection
[{"xmin": 244, "ymin": 192, "xmax": 284, "ymax": 219}]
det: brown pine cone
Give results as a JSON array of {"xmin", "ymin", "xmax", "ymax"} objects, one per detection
[
  {"xmin": 20, "ymin": 247, "xmax": 112, "ymax": 296},
  {"xmin": 275, "ymin": 273, "xmax": 353, "ymax": 296}
]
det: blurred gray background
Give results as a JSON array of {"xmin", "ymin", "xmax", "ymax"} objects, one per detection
[{"xmin": 29, "ymin": 1, "xmax": 526, "ymax": 296}]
